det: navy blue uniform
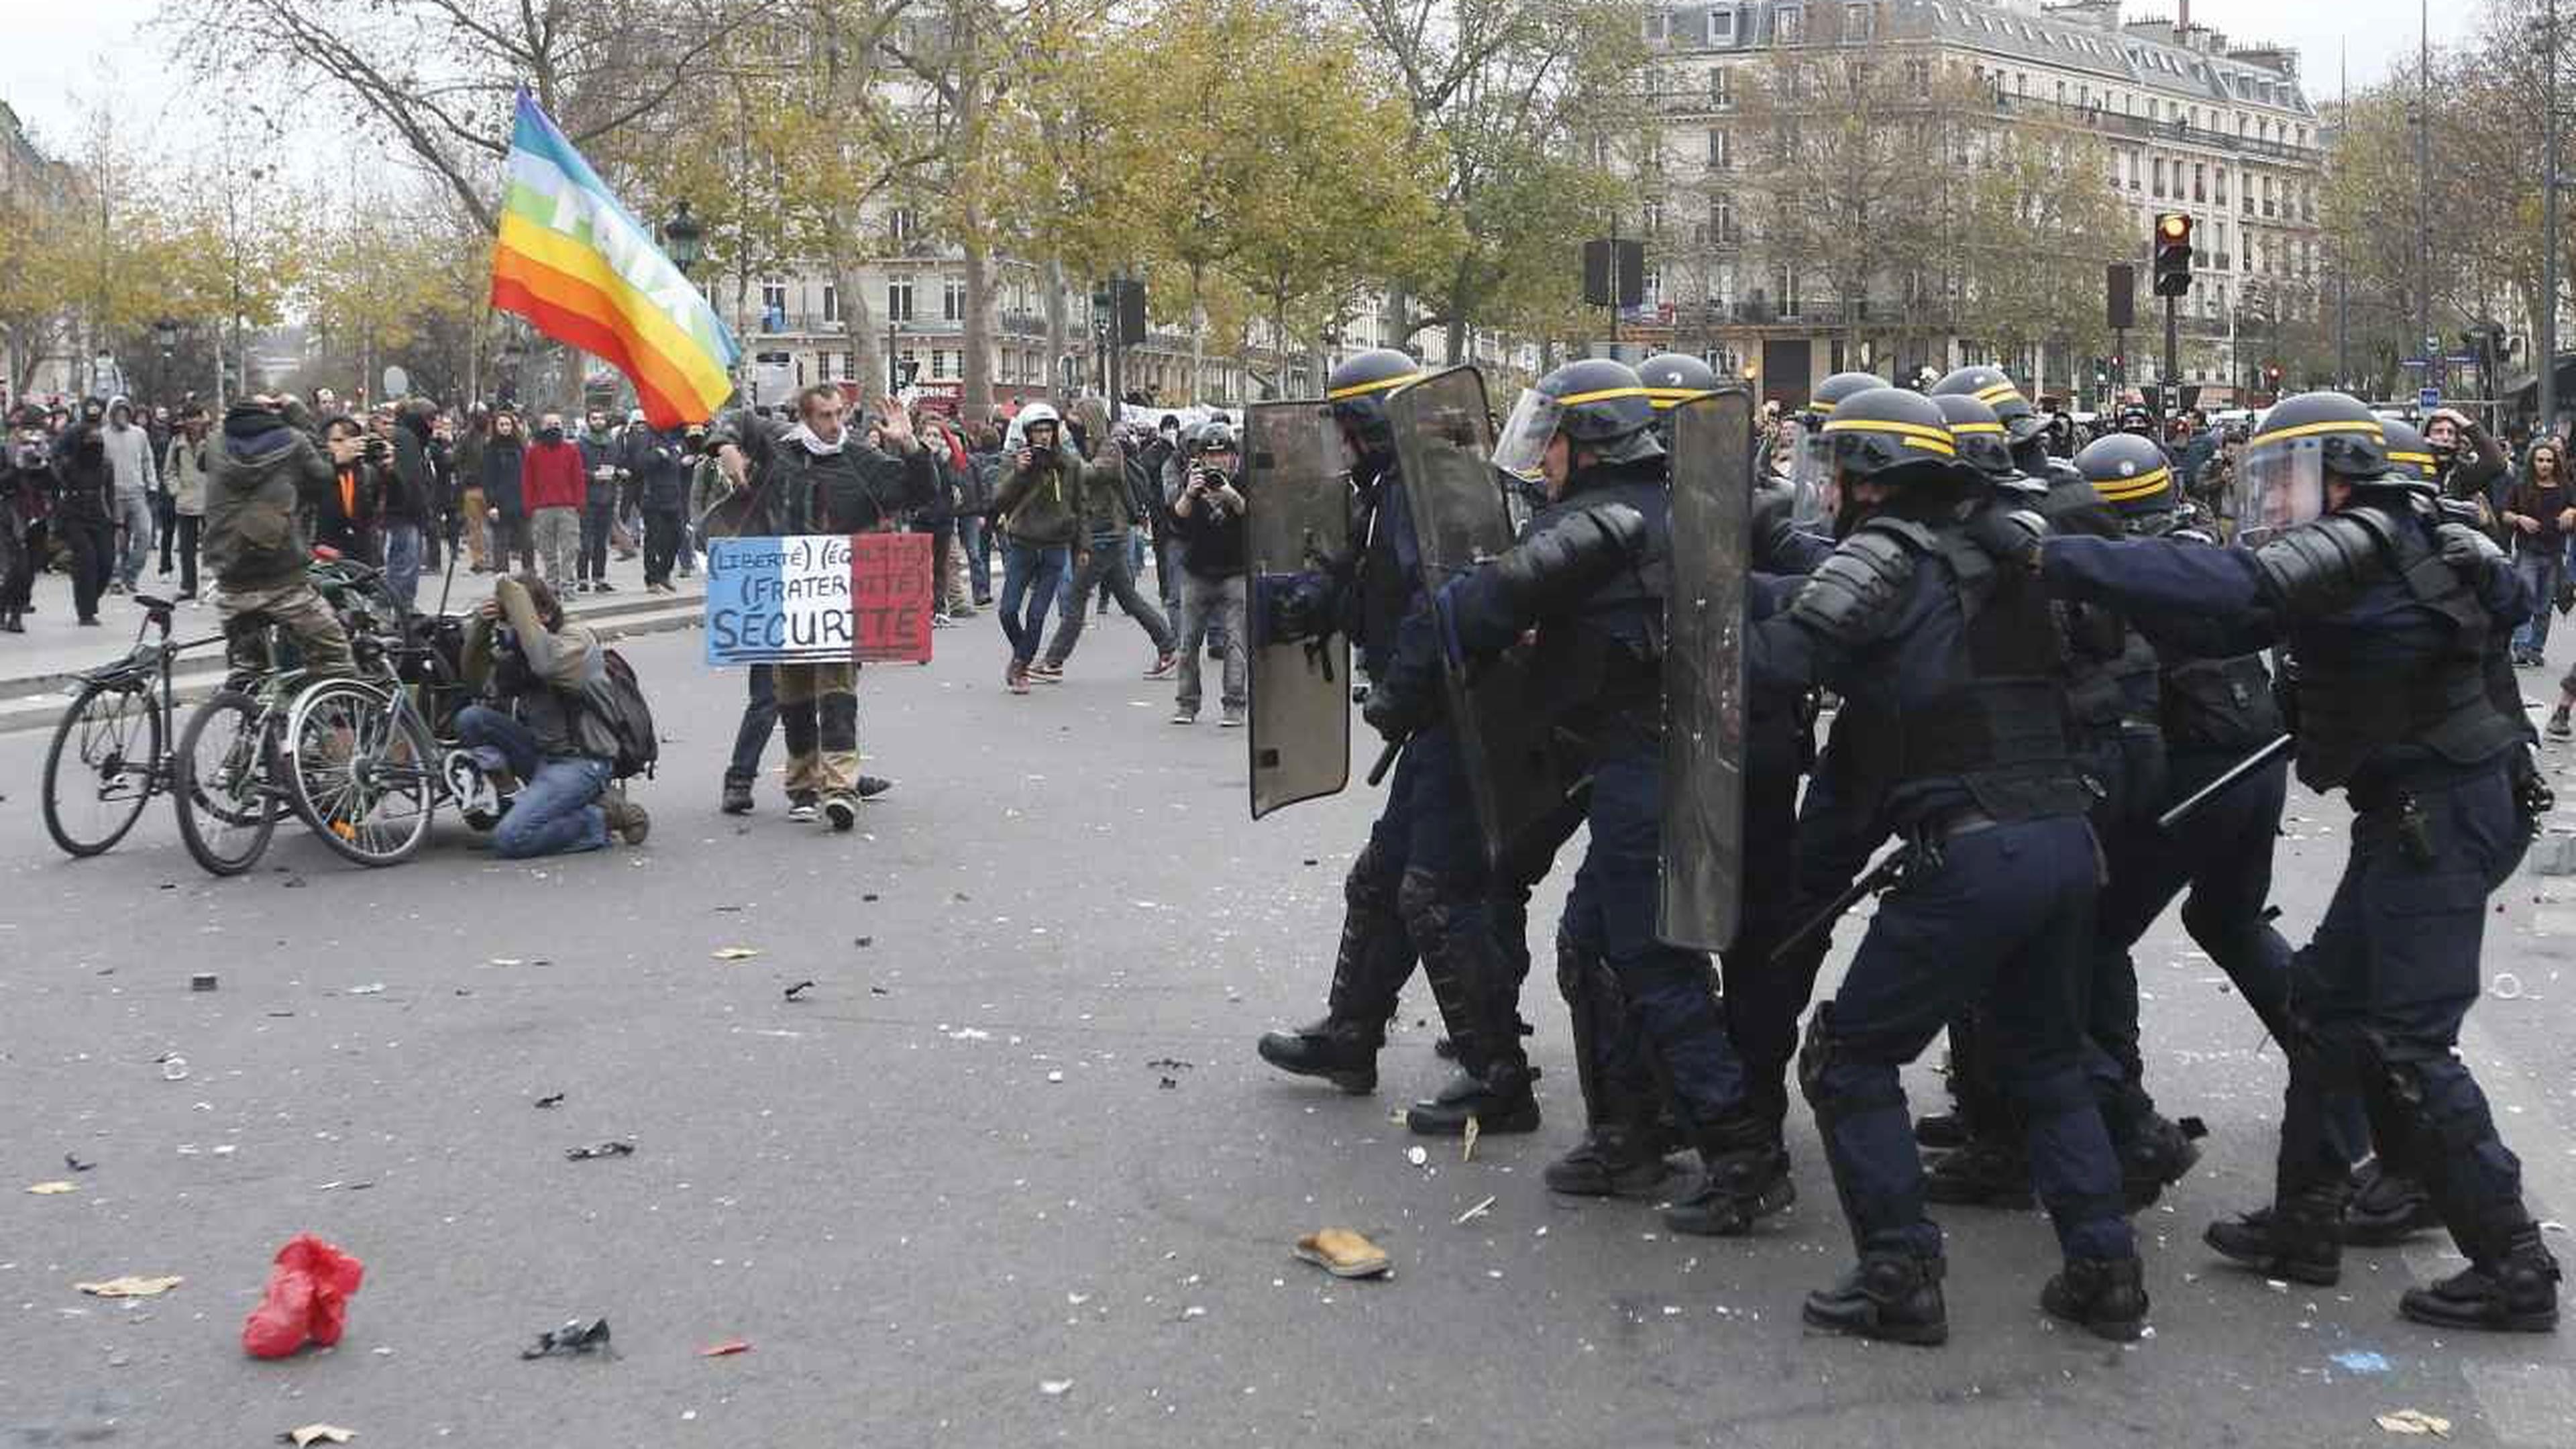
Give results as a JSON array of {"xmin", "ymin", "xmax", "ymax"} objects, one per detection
[
  {"xmin": 1395, "ymin": 458, "xmax": 1791, "ymax": 1227},
  {"xmin": 2043, "ymin": 496, "xmax": 2550, "ymax": 1295},
  {"xmin": 1750, "ymin": 504, "xmax": 2135, "ymax": 1273},
  {"xmin": 1254, "ymin": 454, "xmax": 1523, "ymax": 1107}
]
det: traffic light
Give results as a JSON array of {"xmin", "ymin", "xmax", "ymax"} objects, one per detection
[{"xmin": 2152, "ymin": 213, "xmax": 2194, "ymax": 298}]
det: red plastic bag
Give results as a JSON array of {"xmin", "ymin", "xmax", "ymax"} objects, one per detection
[{"xmin": 241, "ymin": 1234, "xmax": 365, "ymax": 1359}]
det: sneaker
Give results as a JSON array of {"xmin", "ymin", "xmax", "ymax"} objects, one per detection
[
  {"xmin": 822, "ymin": 795, "xmax": 857, "ymax": 832},
  {"xmin": 856, "ymin": 775, "xmax": 894, "ymax": 800},
  {"xmin": 1145, "ymin": 650, "xmax": 1179, "ymax": 679},
  {"xmin": 1006, "ymin": 661, "xmax": 1031, "ymax": 695},
  {"xmin": 594, "ymin": 580, "xmax": 615, "ymax": 594},
  {"xmin": 930, "ymin": 612, "xmax": 956, "ymax": 629},
  {"xmin": 1218, "ymin": 708, "xmax": 1246, "ymax": 729},
  {"xmin": 1030, "ymin": 661, "xmax": 1064, "ymax": 684},
  {"xmin": 2550, "ymin": 708, "xmax": 2573, "ymax": 741},
  {"xmin": 786, "ymin": 794, "xmax": 820, "ymax": 823},
  {"xmin": 1170, "ymin": 708, "xmax": 1197, "ymax": 724},
  {"xmin": 602, "ymin": 795, "xmax": 651, "ymax": 845},
  {"xmin": 720, "ymin": 779, "xmax": 755, "ymax": 815}
]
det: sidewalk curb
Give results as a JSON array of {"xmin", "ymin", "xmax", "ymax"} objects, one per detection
[{"xmin": 0, "ymin": 604, "xmax": 706, "ymax": 737}]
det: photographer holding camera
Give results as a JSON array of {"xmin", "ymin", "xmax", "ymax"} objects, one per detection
[
  {"xmin": 313, "ymin": 415, "xmax": 387, "ymax": 565},
  {"xmin": 1167, "ymin": 420, "xmax": 1248, "ymax": 726},
  {"xmin": 1034, "ymin": 405, "xmax": 1179, "ymax": 680},
  {"xmin": 458, "ymin": 573, "xmax": 651, "ymax": 858},
  {"xmin": 989, "ymin": 401, "xmax": 1085, "ymax": 694}
]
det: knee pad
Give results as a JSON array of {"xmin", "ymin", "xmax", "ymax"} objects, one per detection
[
  {"xmin": 1345, "ymin": 843, "xmax": 1397, "ymax": 918},
  {"xmin": 1799, "ymin": 1009, "xmax": 1907, "ymax": 1125}
]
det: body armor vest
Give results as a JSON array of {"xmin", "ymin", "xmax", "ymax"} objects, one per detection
[
  {"xmin": 2292, "ymin": 505, "xmax": 2527, "ymax": 789},
  {"xmin": 1838, "ymin": 513, "xmax": 2094, "ymax": 821}
]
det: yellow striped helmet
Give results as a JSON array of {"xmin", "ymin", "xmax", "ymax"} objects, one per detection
[{"xmin": 2075, "ymin": 432, "xmax": 2177, "ymax": 517}]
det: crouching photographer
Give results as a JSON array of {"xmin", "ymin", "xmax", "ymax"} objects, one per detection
[{"xmin": 458, "ymin": 574, "xmax": 651, "ymax": 859}]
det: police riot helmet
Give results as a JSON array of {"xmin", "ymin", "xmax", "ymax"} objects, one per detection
[
  {"xmin": 1819, "ymin": 386, "xmax": 1958, "ymax": 486},
  {"xmin": 1929, "ymin": 366, "xmax": 2041, "ymax": 441},
  {"xmin": 1929, "ymin": 394, "xmax": 2016, "ymax": 481},
  {"xmin": 2379, "ymin": 418, "xmax": 2436, "ymax": 484},
  {"xmin": 2074, "ymin": 432, "xmax": 2176, "ymax": 517},
  {"xmin": 1803, "ymin": 370, "xmax": 1889, "ymax": 427},
  {"xmin": 2236, "ymin": 390, "xmax": 2389, "ymax": 537},
  {"xmin": 1321, "ymin": 348, "xmax": 1425, "ymax": 464},
  {"xmin": 1490, "ymin": 358, "xmax": 1661, "ymax": 480},
  {"xmin": 1637, "ymin": 352, "xmax": 1720, "ymax": 411}
]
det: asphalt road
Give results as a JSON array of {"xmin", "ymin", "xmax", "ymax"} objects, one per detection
[{"xmin": 4, "ymin": 610, "xmax": 2575, "ymax": 1447}]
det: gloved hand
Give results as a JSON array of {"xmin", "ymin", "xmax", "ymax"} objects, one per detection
[
  {"xmin": 1972, "ymin": 504, "xmax": 2048, "ymax": 571},
  {"xmin": 1360, "ymin": 678, "xmax": 1424, "ymax": 745},
  {"xmin": 2436, "ymin": 520, "xmax": 2505, "ymax": 569}
]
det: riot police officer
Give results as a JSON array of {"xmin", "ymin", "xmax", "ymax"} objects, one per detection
[
  {"xmin": 2065, "ymin": 431, "xmax": 2283, "ymax": 1192},
  {"xmin": 1637, "ymin": 353, "xmax": 1720, "ymax": 442},
  {"xmin": 1724, "ymin": 371, "xmax": 1894, "ymax": 1146},
  {"xmin": 1254, "ymin": 347, "xmax": 1540, "ymax": 1137},
  {"xmin": 2043, "ymin": 390, "xmax": 2559, "ymax": 1332},
  {"xmin": 1929, "ymin": 364, "xmax": 2059, "ymax": 483},
  {"xmin": 1370, "ymin": 358, "xmax": 1793, "ymax": 1236},
  {"xmin": 1750, "ymin": 386, "xmax": 2148, "ymax": 1345}
]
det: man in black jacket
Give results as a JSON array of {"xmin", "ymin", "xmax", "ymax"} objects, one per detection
[
  {"xmin": 52, "ymin": 417, "xmax": 118, "ymax": 626},
  {"xmin": 710, "ymin": 384, "xmax": 934, "ymax": 827}
]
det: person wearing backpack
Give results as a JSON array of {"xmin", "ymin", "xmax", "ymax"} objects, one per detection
[{"xmin": 458, "ymin": 573, "xmax": 651, "ymax": 858}]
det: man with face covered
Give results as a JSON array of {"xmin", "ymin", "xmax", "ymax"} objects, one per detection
[
  {"xmin": 1, "ymin": 407, "xmax": 53, "ymax": 632},
  {"xmin": 521, "ymin": 411, "xmax": 587, "ymax": 591},
  {"xmin": 52, "ymin": 407, "xmax": 118, "ymax": 626}
]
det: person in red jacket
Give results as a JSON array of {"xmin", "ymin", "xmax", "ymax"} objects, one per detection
[{"xmin": 520, "ymin": 411, "xmax": 587, "ymax": 592}]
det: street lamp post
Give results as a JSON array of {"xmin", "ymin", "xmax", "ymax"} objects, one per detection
[
  {"xmin": 152, "ymin": 317, "xmax": 178, "ymax": 407},
  {"xmin": 500, "ymin": 337, "xmax": 527, "ymax": 408},
  {"xmin": 660, "ymin": 200, "xmax": 705, "ymax": 279}
]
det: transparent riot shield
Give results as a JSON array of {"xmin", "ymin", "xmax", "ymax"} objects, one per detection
[
  {"xmin": 1659, "ymin": 390, "xmax": 1753, "ymax": 952},
  {"xmin": 1244, "ymin": 400, "xmax": 1353, "ymax": 818},
  {"xmin": 1387, "ymin": 365, "xmax": 1581, "ymax": 872}
]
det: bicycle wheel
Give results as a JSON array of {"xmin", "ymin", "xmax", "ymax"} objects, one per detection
[
  {"xmin": 173, "ymin": 690, "xmax": 280, "ymax": 877},
  {"xmin": 285, "ymin": 679, "xmax": 437, "ymax": 867},
  {"xmin": 42, "ymin": 677, "xmax": 164, "ymax": 857}
]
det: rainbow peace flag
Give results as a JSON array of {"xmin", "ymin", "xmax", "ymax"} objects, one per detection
[{"xmin": 489, "ymin": 91, "xmax": 739, "ymax": 427}]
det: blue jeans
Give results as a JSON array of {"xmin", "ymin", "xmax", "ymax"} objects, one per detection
[
  {"xmin": 2513, "ymin": 546, "xmax": 2564, "ymax": 655},
  {"xmin": 726, "ymin": 664, "xmax": 776, "ymax": 789},
  {"xmin": 115, "ymin": 491, "xmax": 154, "ymax": 588},
  {"xmin": 456, "ymin": 704, "xmax": 609, "ymax": 858},
  {"xmin": 998, "ymin": 539, "xmax": 1069, "ymax": 665},
  {"xmin": 958, "ymin": 517, "xmax": 991, "ymax": 600},
  {"xmin": 382, "ymin": 521, "xmax": 423, "ymax": 611}
]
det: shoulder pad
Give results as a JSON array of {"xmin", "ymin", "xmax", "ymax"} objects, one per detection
[
  {"xmin": 2253, "ymin": 513, "xmax": 2386, "ymax": 612},
  {"xmin": 1856, "ymin": 515, "xmax": 1938, "ymax": 553},
  {"xmin": 1787, "ymin": 531, "xmax": 1918, "ymax": 647}
]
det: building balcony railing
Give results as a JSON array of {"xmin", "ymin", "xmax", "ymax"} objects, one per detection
[{"xmin": 1991, "ymin": 94, "xmax": 2319, "ymax": 165}]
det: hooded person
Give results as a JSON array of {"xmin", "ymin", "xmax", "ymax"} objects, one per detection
[
  {"xmin": 101, "ymin": 394, "xmax": 160, "ymax": 592},
  {"xmin": 202, "ymin": 396, "xmax": 354, "ymax": 678}
]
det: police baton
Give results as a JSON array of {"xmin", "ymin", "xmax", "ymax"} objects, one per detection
[
  {"xmin": 1366, "ymin": 735, "xmax": 1405, "ymax": 787},
  {"xmin": 1766, "ymin": 843, "xmax": 1915, "ymax": 966},
  {"xmin": 2155, "ymin": 733, "xmax": 2293, "ymax": 833}
]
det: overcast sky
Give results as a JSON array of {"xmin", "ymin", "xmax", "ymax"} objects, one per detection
[{"xmin": 0, "ymin": 0, "xmax": 2489, "ymax": 163}]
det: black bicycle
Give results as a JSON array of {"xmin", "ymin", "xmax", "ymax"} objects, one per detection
[{"xmin": 40, "ymin": 593, "xmax": 222, "ymax": 857}]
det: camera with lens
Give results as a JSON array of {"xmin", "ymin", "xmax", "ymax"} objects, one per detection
[{"xmin": 362, "ymin": 435, "xmax": 392, "ymax": 465}]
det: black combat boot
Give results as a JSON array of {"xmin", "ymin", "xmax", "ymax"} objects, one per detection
[
  {"xmin": 2343, "ymin": 1160, "xmax": 2442, "ymax": 1246},
  {"xmin": 1544, "ymin": 1119, "xmax": 1673, "ymax": 1197},
  {"xmin": 2400, "ymin": 1222, "xmax": 2562, "ymax": 1333},
  {"xmin": 1663, "ymin": 1108, "xmax": 1795, "ymax": 1235},
  {"xmin": 1912, "ymin": 1112, "xmax": 1970, "ymax": 1150},
  {"xmin": 1922, "ymin": 1136, "xmax": 2033, "ymax": 1208},
  {"xmin": 2204, "ymin": 1183, "xmax": 2346, "ymax": 1287},
  {"xmin": 1803, "ymin": 1250, "xmax": 1948, "ymax": 1346},
  {"xmin": 1404, "ymin": 1061, "xmax": 1540, "ymax": 1136},
  {"xmin": 2041, "ymin": 1255, "xmax": 2151, "ymax": 1342},
  {"xmin": 2118, "ymin": 1113, "xmax": 2205, "ymax": 1210},
  {"xmin": 1256, "ymin": 1017, "xmax": 1382, "ymax": 1094}
]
